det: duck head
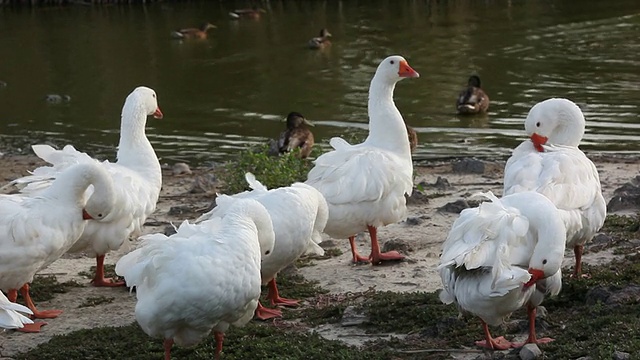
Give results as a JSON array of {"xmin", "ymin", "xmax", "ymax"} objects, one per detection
[
  {"xmin": 319, "ymin": 28, "xmax": 332, "ymax": 38},
  {"xmin": 524, "ymin": 98, "xmax": 585, "ymax": 152},
  {"xmin": 467, "ymin": 75, "xmax": 481, "ymax": 88},
  {"xmin": 284, "ymin": 112, "xmax": 314, "ymax": 129},
  {"xmin": 200, "ymin": 23, "xmax": 217, "ymax": 32}
]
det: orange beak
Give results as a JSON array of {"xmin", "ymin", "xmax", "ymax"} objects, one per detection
[
  {"xmin": 523, "ymin": 268, "xmax": 545, "ymax": 288},
  {"xmin": 153, "ymin": 108, "xmax": 163, "ymax": 119},
  {"xmin": 398, "ymin": 60, "xmax": 420, "ymax": 78},
  {"xmin": 530, "ymin": 133, "xmax": 548, "ymax": 152},
  {"xmin": 82, "ymin": 209, "xmax": 93, "ymax": 220}
]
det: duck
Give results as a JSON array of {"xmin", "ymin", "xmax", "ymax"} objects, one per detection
[
  {"xmin": 115, "ymin": 197, "xmax": 275, "ymax": 360},
  {"xmin": 1, "ymin": 290, "xmax": 33, "ymax": 330},
  {"xmin": 305, "ymin": 55, "xmax": 419, "ymax": 265},
  {"xmin": 406, "ymin": 124, "xmax": 418, "ymax": 153},
  {"xmin": 229, "ymin": 6, "xmax": 266, "ymax": 20},
  {"xmin": 503, "ymin": 98, "xmax": 606, "ymax": 277},
  {"xmin": 277, "ymin": 111, "xmax": 315, "ymax": 159},
  {"xmin": 308, "ymin": 28, "xmax": 332, "ymax": 50},
  {"xmin": 439, "ymin": 191, "xmax": 566, "ymax": 349},
  {"xmin": 196, "ymin": 172, "xmax": 328, "ymax": 320},
  {"xmin": 0, "ymin": 163, "xmax": 115, "ymax": 332},
  {"xmin": 456, "ymin": 75, "xmax": 490, "ymax": 115},
  {"xmin": 170, "ymin": 23, "xmax": 216, "ymax": 40},
  {"xmin": 8, "ymin": 86, "xmax": 163, "ymax": 287}
]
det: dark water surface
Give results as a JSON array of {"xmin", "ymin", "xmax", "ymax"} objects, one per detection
[{"xmin": 1, "ymin": 0, "xmax": 639, "ymax": 164}]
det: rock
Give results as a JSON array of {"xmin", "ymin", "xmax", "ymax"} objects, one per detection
[
  {"xmin": 190, "ymin": 174, "xmax": 217, "ymax": 194},
  {"xmin": 452, "ymin": 158, "xmax": 485, "ymax": 174},
  {"xmin": 163, "ymin": 225, "xmax": 177, "ymax": 236},
  {"xmin": 612, "ymin": 351, "xmax": 631, "ymax": 360},
  {"xmin": 575, "ymin": 357, "xmax": 592, "ymax": 360},
  {"xmin": 382, "ymin": 238, "xmax": 413, "ymax": 254},
  {"xmin": 434, "ymin": 176, "xmax": 451, "ymax": 190},
  {"xmin": 341, "ymin": 306, "xmax": 368, "ymax": 326},
  {"xmin": 585, "ymin": 285, "xmax": 613, "ymax": 305},
  {"xmin": 519, "ymin": 343, "xmax": 542, "ymax": 360},
  {"xmin": 606, "ymin": 285, "xmax": 640, "ymax": 305},
  {"xmin": 168, "ymin": 205, "xmax": 192, "ymax": 216},
  {"xmin": 406, "ymin": 189, "xmax": 430, "ymax": 205},
  {"xmin": 439, "ymin": 199, "xmax": 471, "ymax": 213},
  {"xmin": 319, "ymin": 239, "xmax": 337, "ymax": 249},
  {"xmin": 607, "ymin": 175, "xmax": 640, "ymax": 212},
  {"xmin": 404, "ymin": 216, "xmax": 423, "ymax": 226},
  {"xmin": 172, "ymin": 162, "xmax": 192, "ymax": 176},
  {"xmin": 267, "ymin": 138, "xmax": 280, "ymax": 157},
  {"xmin": 592, "ymin": 233, "xmax": 612, "ymax": 245}
]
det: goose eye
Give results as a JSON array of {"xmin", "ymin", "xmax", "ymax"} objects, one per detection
[
  {"xmin": 390, "ymin": 60, "xmax": 395, "ymax": 65},
  {"xmin": 152, "ymin": 94, "xmax": 156, "ymax": 98},
  {"xmin": 265, "ymin": 250, "xmax": 271, "ymax": 255},
  {"xmin": 98, "ymin": 213, "xmax": 103, "ymax": 218},
  {"xmin": 536, "ymin": 122, "xmax": 541, "ymax": 127},
  {"xmin": 542, "ymin": 259, "xmax": 547, "ymax": 265}
]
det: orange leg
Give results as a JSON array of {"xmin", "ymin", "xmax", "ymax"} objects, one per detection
[
  {"xmin": 571, "ymin": 245, "xmax": 589, "ymax": 278},
  {"xmin": 163, "ymin": 338, "xmax": 173, "ymax": 360},
  {"xmin": 349, "ymin": 235, "xmax": 370, "ymax": 263},
  {"xmin": 368, "ymin": 225, "xmax": 404, "ymax": 265},
  {"xmin": 20, "ymin": 283, "xmax": 62, "ymax": 319},
  {"xmin": 214, "ymin": 331, "xmax": 224, "ymax": 360},
  {"xmin": 512, "ymin": 305, "xmax": 554, "ymax": 347},
  {"xmin": 91, "ymin": 254, "xmax": 125, "ymax": 287},
  {"xmin": 8, "ymin": 287, "xmax": 48, "ymax": 333},
  {"xmin": 475, "ymin": 320, "xmax": 512, "ymax": 350},
  {"xmin": 254, "ymin": 301, "xmax": 282, "ymax": 320},
  {"xmin": 267, "ymin": 278, "xmax": 299, "ymax": 307}
]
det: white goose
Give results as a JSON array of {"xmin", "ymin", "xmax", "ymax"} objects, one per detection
[
  {"xmin": 0, "ymin": 290, "xmax": 33, "ymax": 330},
  {"xmin": 439, "ymin": 191, "xmax": 566, "ymax": 349},
  {"xmin": 196, "ymin": 173, "xmax": 328, "ymax": 320},
  {"xmin": 9, "ymin": 86, "xmax": 163, "ymax": 286},
  {"xmin": 503, "ymin": 98, "xmax": 606, "ymax": 277},
  {"xmin": 115, "ymin": 198, "xmax": 275, "ymax": 360},
  {"xmin": 0, "ymin": 163, "xmax": 115, "ymax": 332},
  {"xmin": 305, "ymin": 55, "xmax": 419, "ymax": 265}
]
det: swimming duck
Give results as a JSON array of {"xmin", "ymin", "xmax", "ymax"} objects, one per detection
[
  {"xmin": 277, "ymin": 112, "xmax": 315, "ymax": 159},
  {"xmin": 305, "ymin": 55, "xmax": 419, "ymax": 265},
  {"xmin": 229, "ymin": 6, "xmax": 266, "ymax": 20},
  {"xmin": 439, "ymin": 191, "xmax": 565, "ymax": 349},
  {"xmin": 308, "ymin": 28, "xmax": 332, "ymax": 50},
  {"xmin": 171, "ymin": 23, "xmax": 216, "ymax": 40},
  {"xmin": 116, "ymin": 198, "xmax": 275, "ymax": 360},
  {"xmin": 503, "ymin": 98, "xmax": 606, "ymax": 277},
  {"xmin": 0, "ymin": 290, "xmax": 33, "ymax": 330},
  {"xmin": 196, "ymin": 173, "xmax": 328, "ymax": 320},
  {"xmin": 9, "ymin": 87, "xmax": 163, "ymax": 288},
  {"xmin": 1, "ymin": 163, "xmax": 115, "ymax": 332},
  {"xmin": 456, "ymin": 75, "xmax": 490, "ymax": 115}
]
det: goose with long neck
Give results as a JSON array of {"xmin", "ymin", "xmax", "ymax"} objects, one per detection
[
  {"xmin": 7, "ymin": 86, "xmax": 163, "ymax": 287},
  {"xmin": 439, "ymin": 191, "xmax": 565, "ymax": 350},
  {"xmin": 503, "ymin": 98, "xmax": 605, "ymax": 277},
  {"xmin": 1, "ymin": 163, "xmax": 115, "ymax": 332},
  {"xmin": 306, "ymin": 55, "xmax": 419, "ymax": 265}
]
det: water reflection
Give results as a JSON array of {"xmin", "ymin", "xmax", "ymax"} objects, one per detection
[{"xmin": 0, "ymin": 0, "xmax": 639, "ymax": 164}]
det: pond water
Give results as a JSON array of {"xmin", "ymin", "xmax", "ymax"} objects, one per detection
[{"xmin": 0, "ymin": 0, "xmax": 639, "ymax": 164}]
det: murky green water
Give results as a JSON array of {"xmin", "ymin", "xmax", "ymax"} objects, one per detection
[{"xmin": 1, "ymin": 0, "xmax": 639, "ymax": 164}]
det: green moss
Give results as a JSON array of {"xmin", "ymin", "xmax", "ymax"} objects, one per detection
[
  {"xmin": 78, "ymin": 296, "xmax": 115, "ymax": 308},
  {"xmin": 218, "ymin": 144, "xmax": 320, "ymax": 194},
  {"xmin": 78, "ymin": 263, "xmax": 122, "ymax": 282},
  {"xmin": 15, "ymin": 321, "xmax": 394, "ymax": 360},
  {"xmin": 29, "ymin": 275, "xmax": 82, "ymax": 303},
  {"xmin": 602, "ymin": 214, "xmax": 640, "ymax": 233}
]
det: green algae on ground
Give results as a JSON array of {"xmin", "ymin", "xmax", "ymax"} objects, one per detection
[
  {"xmin": 78, "ymin": 296, "xmax": 115, "ymax": 308},
  {"xmin": 29, "ymin": 274, "xmax": 82, "ymax": 303},
  {"xmin": 14, "ymin": 321, "xmax": 395, "ymax": 360},
  {"xmin": 78, "ymin": 263, "xmax": 121, "ymax": 281}
]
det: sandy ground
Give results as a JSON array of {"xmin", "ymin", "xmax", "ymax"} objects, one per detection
[{"xmin": 0, "ymin": 153, "xmax": 638, "ymax": 358}]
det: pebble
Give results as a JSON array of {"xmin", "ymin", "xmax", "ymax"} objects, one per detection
[{"xmin": 519, "ymin": 343, "xmax": 542, "ymax": 360}]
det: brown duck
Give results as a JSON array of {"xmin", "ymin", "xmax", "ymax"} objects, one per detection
[
  {"xmin": 406, "ymin": 124, "xmax": 418, "ymax": 153},
  {"xmin": 277, "ymin": 112, "xmax": 315, "ymax": 159},
  {"xmin": 171, "ymin": 23, "xmax": 216, "ymax": 40},
  {"xmin": 456, "ymin": 75, "xmax": 490, "ymax": 115},
  {"xmin": 308, "ymin": 28, "xmax": 332, "ymax": 50},
  {"xmin": 229, "ymin": 6, "xmax": 267, "ymax": 20}
]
